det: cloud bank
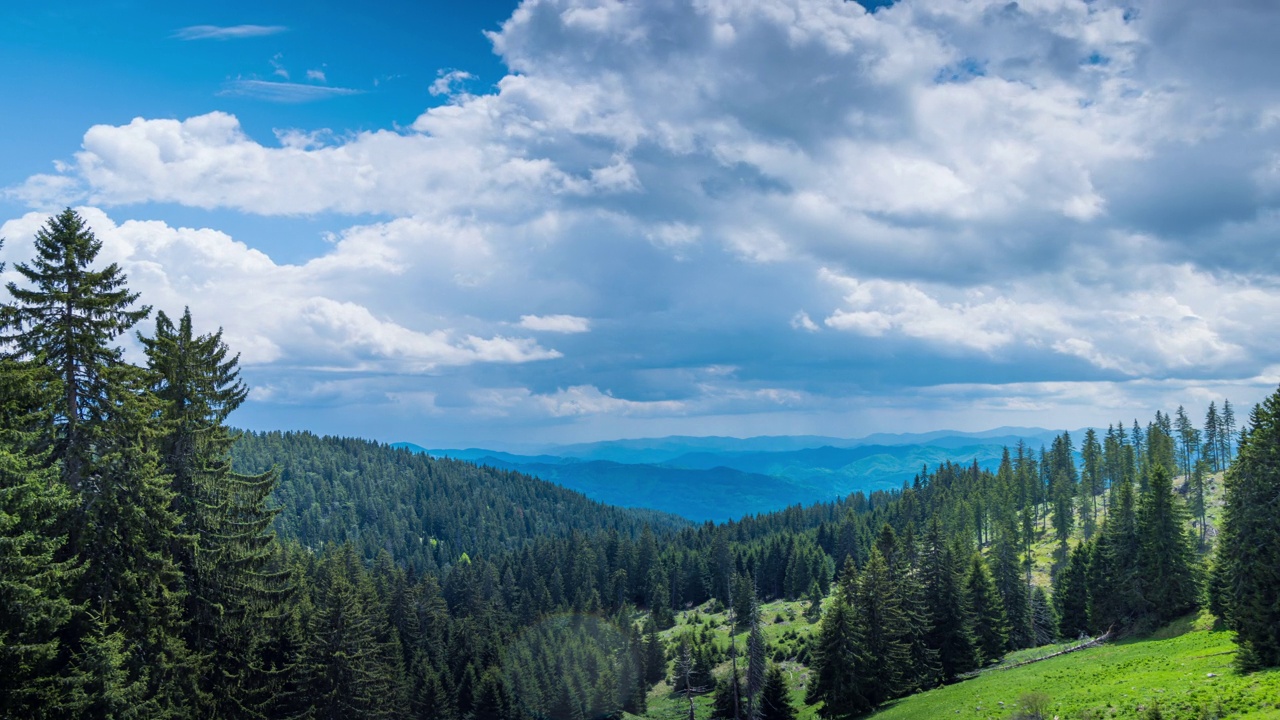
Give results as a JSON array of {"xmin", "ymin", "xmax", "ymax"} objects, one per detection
[{"xmin": 7, "ymin": 0, "xmax": 1280, "ymax": 443}]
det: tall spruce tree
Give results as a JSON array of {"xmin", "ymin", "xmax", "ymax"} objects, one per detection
[
  {"xmin": 1088, "ymin": 475, "xmax": 1140, "ymax": 633},
  {"xmin": 1055, "ymin": 541, "xmax": 1091, "ymax": 639},
  {"xmin": 1216, "ymin": 388, "xmax": 1280, "ymax": 669},
  {"xmin": 854, "ymin": 548, "xmax": 909, "ymax": 704},
  {"xmin": 140, "ymin": 308, "xmax": 286, "ymax": 716},
  {"xmin": 0, "ymin": 357, "xmax": 79, "ymax": 716},
  {"xmin": 759, "ymin": 664, "xmax": 796, "ymax": 720},
  {"xmin": 2, "ymin": 208, "xmax": 150, "ymax": 491},
  {"xmin": 965, "ymin": 554, "xmax": 1008, "ymax": 665},
  {"xmin": 1134, "ymin": 464, "xmax": 1200, "ymax": 624},
  {"xmin": 806, "ymin": 562, "xmax": 869, "ymax": 719},
  {"xmin": 922, "ymin": 525, "xmax": 977, "ymax": 679}
]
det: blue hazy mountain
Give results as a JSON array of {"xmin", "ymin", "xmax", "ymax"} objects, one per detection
[{"xmin": 393, "ymin": 427, "xmax": 1070, "ymax": 522}]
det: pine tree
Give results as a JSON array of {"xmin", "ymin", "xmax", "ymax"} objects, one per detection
[
  {"xmin": 1135, "ymin": 464, "xmax": 1200, "ymax": 624},
  {"xmin": 1088, "ymin": 476, "xmax": 1140, "ymax": 632},
  {"xmin": 966, "ymin": 554, "xmax": 1009, "ymax": 665},
  {"xmin": 1216, "ymin": 388, "xmax": 1280, "ymax": 669},
  {"xmin": 922, "ymin": 526, "xmax": 977, "ymax": 679},
  {"xmin": 1029, "ymin": 586, "xmax": 1058, "ymax": 646},
  {"xmin": 1204, "ymin": 403, "xmax": 1220, "ymax": 473},
  {"xmin": 1055, "ymin": 542, "xmax": 1090, "ymax": 639},
  {"xmin": 2, "ymin": 208, "xmax": 150, "ymax": 490},
  {"xmin": 0, "ymin": 358, "xmax": 79, "ymax": 715},
  {"xmin": 140, "ymin": 308, "xmax": 286, "ymax": 716},
  {"xmin": 75, "ymin": 369, "xmax": 200, "ymax": 715},
  {"xmin": 759, "ymin": 664, "xmax": 796, "ymax": 720},
  {"xmin": 711, "ymin": 664, "xmax": 743, "ymax": 720},
  {"xmin": 806, "ymin": 563, "xmax": 869, "ymax": 719},
  {"xmin": 990, "ymin": 522, "xmax": 1031, "ymax": 650},
  {"xmin": 643, "ymin": 616, "xmax": 666, "ymax": 685},
  {"xmin": 854, "ymin": 548, "xmax": 909, "ymax": 703}
]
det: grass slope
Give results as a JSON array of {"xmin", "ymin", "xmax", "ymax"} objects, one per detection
[{"xmin": 868, "ymin": 614, "xmax": 1280, "ymax": 720}]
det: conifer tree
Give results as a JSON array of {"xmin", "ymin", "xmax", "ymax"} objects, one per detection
[
  {"xmin": 2, "ymin": 208, "xmax": 150, "ymax": 490},
  {"xmin": 1055, "ymin": 542, "xmax": 1090, "ymax": 639},
  {"xmin": 1029, "ymin": 586, "xmax": 1058, "ymax": 646},
  {"xmin": 854, "ymin": 548, "xmax": 909, "ymax": 703},
  {"xmin": 966, "ymin": 554, "xmax": 1008, "ymax": 665},
  {"xmin": 1088, "ymin": 476, "xmax": 1140, "ymax": 632},
  {"xmin": 759, "ymin": 664, "xmax": 796, "ymax": 720},
  {"xmin": 712, "ymin": 664, "xmax": 743, "ymax": 720},
  {"xmin": 1216, "ymin": 388, "xmax": 1280, "ymax": 669},
  {"xmin": 990, "ymin": 522, "xmax": 1031, "ymax": 650},
  {"xmin": 922, "ymin": 525, "xmax": 977, "ymax": 679},
  {"xmin": 1135, "ymin": 465, "xmax": 1200, "ymax": 624},
  {"xmin": 0, "ymin": 358, "xmax": 79, "ymax": 715},
  {"xmin": 806, "ymin": 562, "xmax": 869, "ymax": 719},
  {"xmin": 141, "ymin": 308, "xmax": 286, "ymax": 716}
]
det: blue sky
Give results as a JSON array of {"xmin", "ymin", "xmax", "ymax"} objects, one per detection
[{"xmin": 3, "ymin": 0, "xmax": 1279, "ymax": 448}]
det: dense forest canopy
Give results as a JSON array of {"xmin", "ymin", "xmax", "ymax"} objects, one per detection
[{"xmin": 2, "ymin": 209, "xmax": 1278, "ymax": 718}]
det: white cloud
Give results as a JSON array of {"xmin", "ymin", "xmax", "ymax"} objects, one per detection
[
  {"xmin": 219, "ymin": 80, "xmax": 361, "ymax": 103},
  {"xmin": 173, "ymin": 25, "xmax": 287, "ymax": 40},
  {"xmin": 519, "ymin": 314, "xmax": 591, "ymax": 333},
  {"xmin": 9, "ymin": 0, "xmax": 1280, "ymax": 440},
  {"xmin": 0, "ymin": 208, "xmax": 560, "ymax": 373},
  {"xmin": 306, "ymin": 68, "xmax": 327, "ymax": 83},
  {"xmin": 791, "ymin": 311, "xmax": 819, "ymax": 332}
]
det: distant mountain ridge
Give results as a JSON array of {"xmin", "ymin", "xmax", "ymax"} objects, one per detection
[{"xmin": 392, "ymin": 427, "xmax": 1074, "ymax": 521}]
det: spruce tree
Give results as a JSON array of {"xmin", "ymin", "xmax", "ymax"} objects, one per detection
[
  {"xmin": 759, "ymin": 664, "xmax": 796, "ymax": 720},
  {"xmin": 1055, "ymin": 541, "xmax": 1091, "ymax": 639},
  {"xmin": 854, "ymin": 548, "xmax": 909, "ymax": 704},
  {"xmin": 1135, "ymin": 464, "xmax": 1200, "ymax": 624},
  {"xmin": 1029, "ymin": 586, "xmax": 1059, "ymax": 646},
  {"xmin": 1088, "ymin": 476, "xmax": 1140, "ymax": 632},
  {"xmin": 966, "ymin": 554, "xmax": 1009, "ymax": 665},
  {"xmin": 990, "ymin": 522, "xmax": 1031, "ymax": 650},
  {"xmin": 922, "ymin": 526, "xmax": 977, "ymax": 679},
  {"xmin": 141, "ymin": 308, "xmax": 285, "ymax": 715},
  {"xmin": 806, "ymin": 563, "xmax": 869, "ymax": 718},
  {"xmin": 1216, "ymin": 388, "xmax": 1280, "ymax": 669},
  {"xmin": 2, "ymin": 208, "xmax": 150, "ymax": 490},
  {"xmin": 0, "ymin": 358, "xmax": 79, "ymax": 715}
]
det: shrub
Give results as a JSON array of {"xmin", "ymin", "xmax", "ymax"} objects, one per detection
[{"xmin": 1011, "ymin": 692, "xmax": 1052, "ymax": 720}]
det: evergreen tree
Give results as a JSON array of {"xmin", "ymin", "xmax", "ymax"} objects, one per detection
[
  {"xmin": 1029, "ymin": 586, "xmax": 1058, "ymax": 646},
  {"xmin": 0, "ymin": 358, "xmax": 79, "ymax": 716},
  {"xmin": 806, "ymin": 564, "xmax": 869, "ymax": 718},
  {"xmin": 712, "ymin": 664, "xmax": 743, "ymax": 720},
  {"xmin": 2, "ymin": 208, "xmax": 150, "ymax": 490},
  {"xmin": 965, "ymin": 554, "xmax": 1008, "ymax": 665},
  {"xmin": 1055, "ymin": 542, "xmax": 1090, "ymax": 639},
  {"xmin": 759, "ymin": 664, "xmax": 796, "ymax": 720},
  {"xmin": 141, "ymin": 308, "xmax": 286, "ymax": 716},
  {"xmin": 643, "ymin": 617, "xmax": 666, "ymax": 685},
  {"xmin": 922, "ymin": 525, "xmax": 977, "ymax": 679},
  {"xmin": 854, "ymin": 548, "xmax": 909, "ymax": 703},
  {"xmin": 1088, "ymin": 476, "xmax": 1140, "ymax": 633},
  {"xmin": 1135, "ymin": 465, "xmax": 1200, "ymax": 624},
  {"xmin": 1216, "ymin": 388, "xmax": 1280, "ymax": 669},
  {"xmin": 990, "ymin": 522, "xmax": 1031, "ymax": 650}
]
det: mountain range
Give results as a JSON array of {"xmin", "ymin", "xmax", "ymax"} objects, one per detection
[{"xmin": 393, "ymin": 427, "xmax": 1070, "ymax": 521}]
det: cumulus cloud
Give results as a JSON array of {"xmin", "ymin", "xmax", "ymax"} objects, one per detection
[
  {"xmin": 519, "ymin": 314, "xmax": 591, "ymax": 333},
  {"xmin": 0, "ymin": 208, "xmax": 560, "ymax": 373},
  {"xmin": 8, "ymin": 0, "xmax": 1280, "ymax": 441}
]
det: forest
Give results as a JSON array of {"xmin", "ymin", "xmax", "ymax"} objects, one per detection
[{"xmin": 2, "ymin": 208, "xmax": 1279, "ymax": 719}]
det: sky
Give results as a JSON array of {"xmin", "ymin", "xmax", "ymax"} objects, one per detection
[{"xmin": 2, "ymin": 0, "xmax": 1279, "ymax": 449}]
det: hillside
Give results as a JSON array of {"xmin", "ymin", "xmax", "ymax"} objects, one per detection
[{"xmin": 231, "ymin": 430, "xmax": 690, "ymax": 571}]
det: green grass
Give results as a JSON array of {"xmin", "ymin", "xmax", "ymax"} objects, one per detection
[{"xmin": 867, "ymin": 613, "xmax": 1280, "ymax": 720}]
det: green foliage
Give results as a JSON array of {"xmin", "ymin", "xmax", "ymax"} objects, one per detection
[
  {"xmin": 1217, "ymin": 386, "xmax": 1280, "ymax": 670},
  {"xmin": 966, "ymin": 553, "xmax": 1008, "ymax": 665},
  {"xmin": 1135, "ymin": 465, "xmax": 1201, "ymax": 625}
]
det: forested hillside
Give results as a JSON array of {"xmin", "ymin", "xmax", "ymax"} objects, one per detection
[
  {"xmin": 231, "ymin": 431, "xmax": 688, "ymax": 573},
  {"xmin": 2, "ymin": 209, "xmax": 1279, "ymax": 719}
]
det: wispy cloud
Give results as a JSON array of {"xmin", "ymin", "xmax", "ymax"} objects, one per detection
[
  {"xmin": 173, "ymin": 24, "xmax": 287, "ymax": 41},
  {"xmin": 306, "ymin": 69, "xmax": 327, "ymax": 83},
  {"xmin": 218, "ymin": 80, "xmax": 361, "ymax": 103},
  {"xmin": 519, "ymin": 314, "xmax": 591, "ymax": 334}
]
